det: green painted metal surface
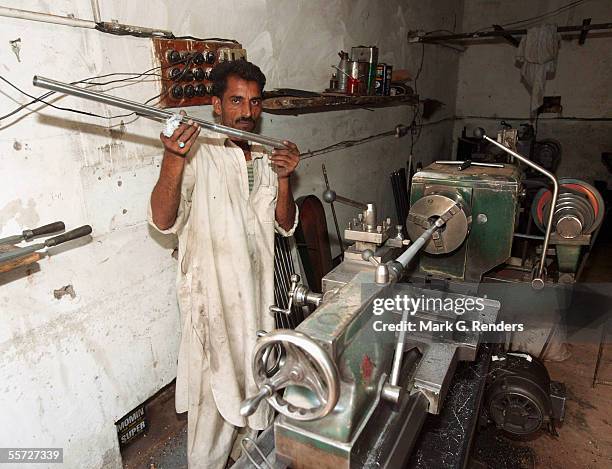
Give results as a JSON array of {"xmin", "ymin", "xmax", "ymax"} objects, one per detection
[
  {"xmin": 283, "ymin": 272, "xmax": 397, "ymax": 443},
  {"xmin": 556, "ymin": 244, "xmax": 582, "ymax": 272},
  {"xmin": 409, "ymin": 163, "xmax": 521, "ymax": 282}
]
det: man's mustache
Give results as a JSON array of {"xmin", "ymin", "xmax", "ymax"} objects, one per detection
[{"xmin": 235, "ymin": 117, "xmax": 255, "ymax": 125}]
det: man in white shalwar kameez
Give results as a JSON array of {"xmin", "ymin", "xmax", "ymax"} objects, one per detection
[{"xmin": 148, "ymin": 60, "xmax": 300, "ymax": 468}]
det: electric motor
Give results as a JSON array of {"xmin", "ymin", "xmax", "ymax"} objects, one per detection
[{"xmin": 485, "ymin": 353, "xmax": 566, "ymax": 436}]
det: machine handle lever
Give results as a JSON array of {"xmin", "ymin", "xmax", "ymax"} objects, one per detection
[
  {"xmin": 268, "ymin": 274, "xmax": 301, "ymax": 316},
  {"xmin": 476, "ymin": 128, "xmax": 558, "ymax": 289},
  {"xmin": 361, "ymin": 249, "xmax": 380, "ymax": 266},
  {"xmin": 240, "ymin": 384, "xmax": 275, "ymax": 417},
  {"xmin": 322, "ymin": 189, "xmax": 368, "ymax": 210},
  {"xmin": 269, "ymin": 306, "xmax": 291, "ymax": 316}
]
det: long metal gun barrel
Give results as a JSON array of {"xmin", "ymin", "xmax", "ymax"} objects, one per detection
[{"xmin": 32, "ymin": 76, "xmax": 288, "ymax": 149}]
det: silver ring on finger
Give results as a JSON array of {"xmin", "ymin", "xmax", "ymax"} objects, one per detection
[{"xmin": 178, "ymin": 141, "xmax": 185, "ymax": 148}]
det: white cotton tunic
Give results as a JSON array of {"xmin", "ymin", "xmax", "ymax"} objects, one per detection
[{"xmin": 148, "ymin": 130, "xmax": 297, "ymax": 430}]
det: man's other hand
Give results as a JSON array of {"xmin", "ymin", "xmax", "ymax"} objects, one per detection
[{"xmin": 271, "ymin": 141, "xmax": 300, "ymax": 179}]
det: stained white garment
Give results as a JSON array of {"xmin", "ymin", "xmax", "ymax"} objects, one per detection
[
  {"xmin": 516, "ymin": 24, "xmax": 560, "ymax": 113},
  {"xmin": 148, "ymin": 130, "xmax": 298, "ymax": 439}
]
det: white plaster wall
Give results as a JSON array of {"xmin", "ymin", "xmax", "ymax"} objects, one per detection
[
  {"xmin": 0, "ymin": 1, "xmax": 462, "ymax": 467},
  {"xmin": 454, "ymin": 0, "xmax": 612, "ymax": 184}
]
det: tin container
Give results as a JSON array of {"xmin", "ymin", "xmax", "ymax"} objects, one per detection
[
  {"xmin": 350, "ymin": 61, "xmax": 369, "ymax": 95},
  {"xmin": 337, "ymin": 51, "xmax": 350, "ymax": 92},
  {"xmin": 350, "ymin": 46, "xmax": 378, "ymax": 95}
]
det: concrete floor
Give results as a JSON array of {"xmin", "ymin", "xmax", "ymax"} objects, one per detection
[
  {"xmin": 121, "ymin": 383, "xmax": 187, "ymax": 469},
  {"xmin": 524, "ymin": 342, "xmax": 612, "ymax": 468},
  {"xmin": 522, "ymin": 241, "xmax": 612, "ymax": 468},
  {"xmin": 121, "ymin": 244, "xmax": 612, "ymax": 469}
]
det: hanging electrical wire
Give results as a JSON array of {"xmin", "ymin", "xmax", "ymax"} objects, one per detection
[
  {"xmin": 0, "ymin": 75, "xmax": 137, "ymax": 120},
  {"xmin": 0, "ymin": 55, "xmax": 195, "ymax": 124},
  {"xmin": 470, "ymin": 0, "xmax": 589, "ymax": 34},
  {"xmin": 300, "ymin": 127, "xmax": 400, "ymax": 159},
  {"xmin": 498, "ymin": 0, "xmax": 588, "ymax": 28},
  {"xmin": 409, "ymin": 42, "xmax": 426, "ymax": 153}
]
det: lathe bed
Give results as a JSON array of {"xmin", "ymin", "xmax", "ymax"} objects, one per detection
[{"xmin": 234, "ymin": 344, "xmax": 492, "ymax": 469}]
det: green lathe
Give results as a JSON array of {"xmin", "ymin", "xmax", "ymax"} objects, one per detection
[{"xmin": 238, "ymin": 130, "xmax": 598, "ymax": 468}]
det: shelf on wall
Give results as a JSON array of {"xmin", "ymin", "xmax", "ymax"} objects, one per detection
[{"xmin": 262, "ymin": 93, "xmax": 419, "ymax": 115}]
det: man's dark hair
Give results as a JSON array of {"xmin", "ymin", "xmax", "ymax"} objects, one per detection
[{"xmin": 210, "ymin": 60, "xmax": 266, "ymax": 98}]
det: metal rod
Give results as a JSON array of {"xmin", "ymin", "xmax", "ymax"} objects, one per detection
[
  {"xmin": 0, "ymin": 6, "xmax": 96, "ymax": 28},
  {"xmin": 322, "ymin": 188, "xmax": 368, "ymax": 210},
  {"xmin": 484, "ymin": 135, "xmax": 558, "ymax": 289},
  {"xmin": 396, "ymin": 218, "xmax": 445, "ymax": 268},
  {"xmin": 32, "ymin": 76, "xmax": 288, "ymax": 149},
  {"xmin": 419, "ymin": 22, "xmax": 612, "ymax": 42},
  {"xmin": 592, "ymin": 321, "xmax": 609, "ymax": 388},
  {"xmin": 436, "ymin": 160, "xmax": 505, "ymax": 168},
  {"xmin": 514, "ymin": 232, "xmax": 545, "ymax": 241},
  {"xmin": 0, "ymin": 6, "xmax": 173, "ymax": 37},
  {"xmin": 90, "ymin": 0, "xmax": 101, "ymax": 23},
  {"xmin": 322, "ymin": 165, "xmax": 344, "ymax": 261},
  {"xmin": 334, "ymin": 194, "xmax": 368, "ymax": 210},
  {"xmin": 390, "ymin": 308, "xmax": 410, "ymax": 386},
  {"xmin": 0, "ymin": 243, "xmax": 43, "ymax": 264}
]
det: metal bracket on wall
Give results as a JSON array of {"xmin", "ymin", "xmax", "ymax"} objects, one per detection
[
  {"xmin": 418, "ymin": 21, "xmax": 612, "ymax": 45},
  {"xmin": 579, "ymin": 18, "xmax": 592, "ymax": 45},
  {"xmin": 492, "ymin": 24, "xmax": 520, "ymax": 47}
]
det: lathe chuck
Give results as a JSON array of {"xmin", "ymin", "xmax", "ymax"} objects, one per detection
[{"xmin": 406, "ymin": 193, "xmax": 471, "ymax": 254}]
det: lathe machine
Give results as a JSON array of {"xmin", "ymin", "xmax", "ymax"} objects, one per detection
[{"xmin": 234, "ymin": 129, "xmax": 597, "ymax": 468}]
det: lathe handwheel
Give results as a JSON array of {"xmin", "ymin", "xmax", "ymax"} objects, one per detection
[{"xmin": 252, "ymin": 330, "xmax": 340, "ymax": 421}]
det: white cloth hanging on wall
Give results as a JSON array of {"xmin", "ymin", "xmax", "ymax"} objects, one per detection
[{"xmin": 516, "ymin": 24, "xmax": 561, "ymax": 113}]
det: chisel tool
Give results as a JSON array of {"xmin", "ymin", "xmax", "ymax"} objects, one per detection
[
  {"xmin": 0, "ymin": 225, "xmax": 92, "ymax": 264},
  {"xmin": 0, "ymin": 221, "xmax": 65, "ymax": 246}
]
